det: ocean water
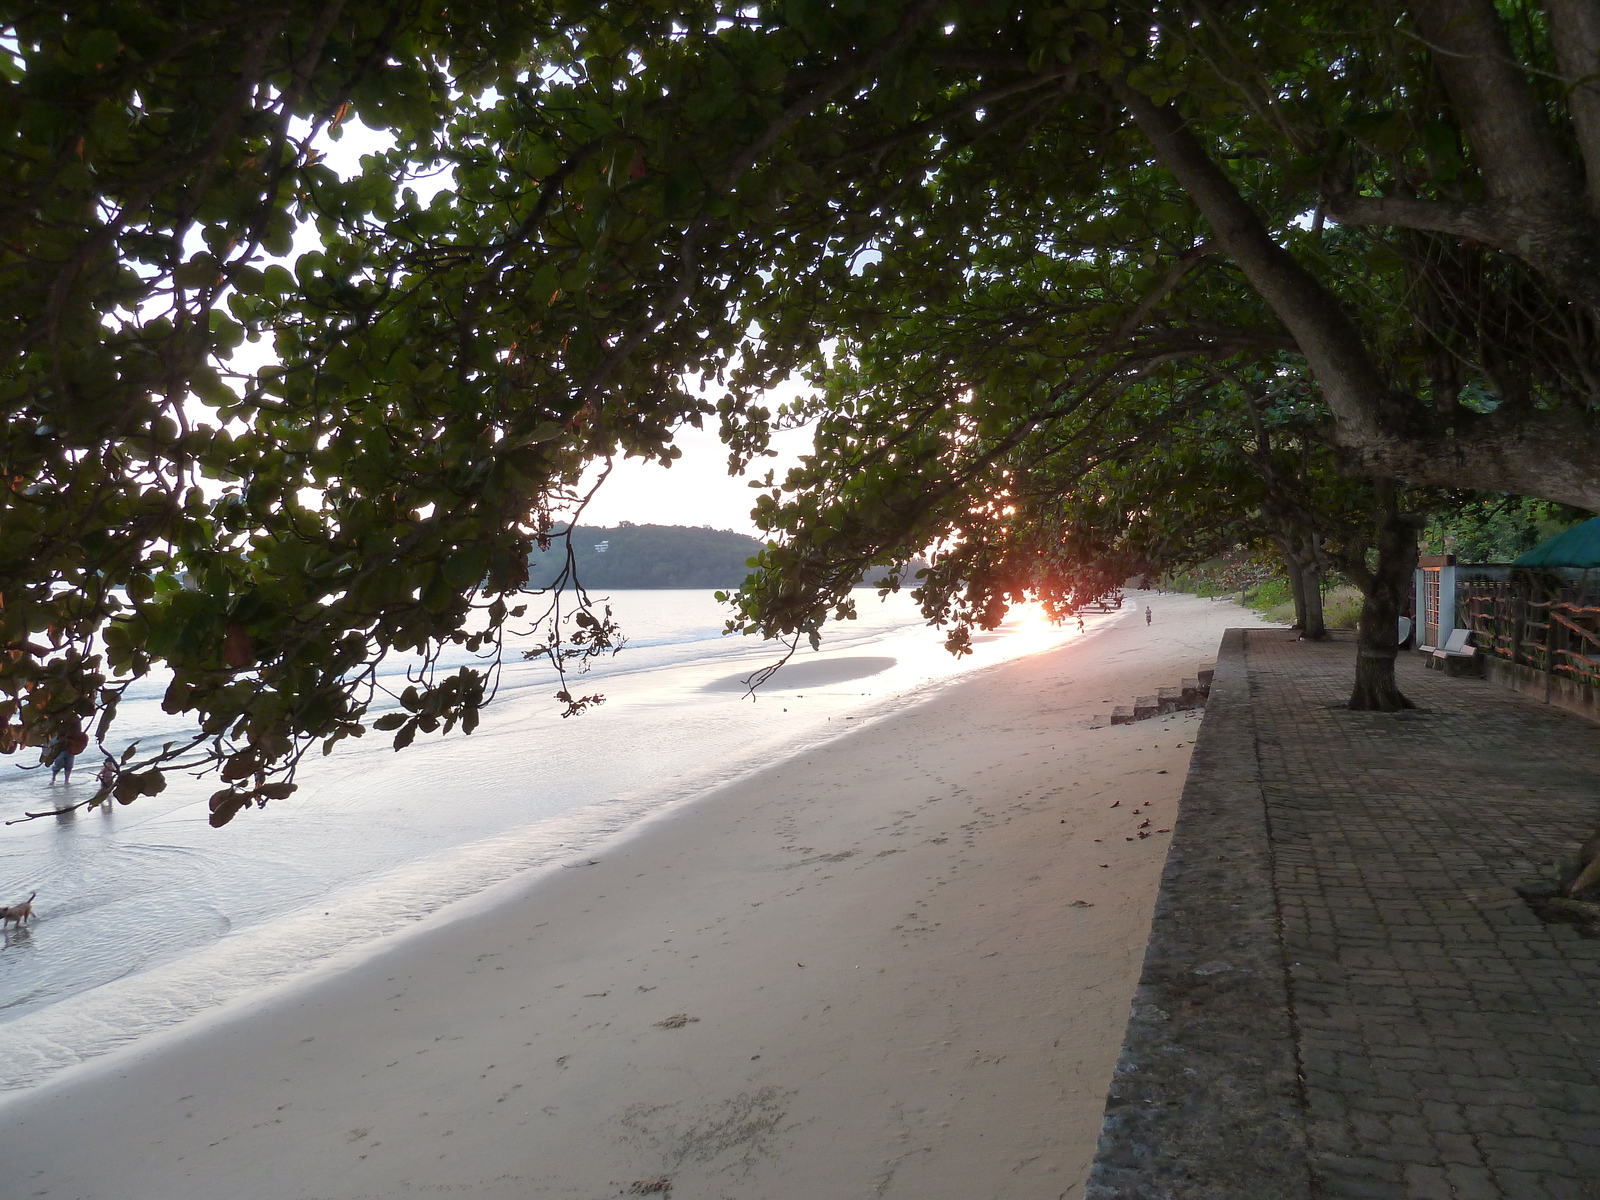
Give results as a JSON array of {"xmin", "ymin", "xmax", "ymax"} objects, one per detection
[{"xmin": 0, "ymin": 588, "xmax": 1093, "ymax": 1090}]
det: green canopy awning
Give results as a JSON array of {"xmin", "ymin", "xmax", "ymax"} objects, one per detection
[{"xmin": 1512, "ymin": 517, "xmax": 1600, "ymax": 568}]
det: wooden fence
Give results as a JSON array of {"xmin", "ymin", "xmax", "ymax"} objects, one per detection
[{"xmin": 1459, "ymin": 579, "xmax": 1600, "ymax": 689}]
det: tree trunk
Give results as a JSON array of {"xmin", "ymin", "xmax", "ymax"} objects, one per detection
[
  {"xmin": 1300, "ymin": 557, "xmax": 1328, "ymax": 641},
  {"xmin": 1348, "ymin": 492, "xmax": 1420, "ymax": 711},
  {"xmin": 1291, "ymin": 530, "xmax": 1329, "ymax": 641},
  {"xmin": 1285, "ymin": 553, "xmax": 1308, "ymax": 629},
  {"xmin": 1277, "ymin": 528, "xmax": 1329, "ymax": 639}
]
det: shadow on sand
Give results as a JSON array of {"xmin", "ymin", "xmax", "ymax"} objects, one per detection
[{"xmin": 701, "ymin": 655, "xmax": 896, "ymax": 693}]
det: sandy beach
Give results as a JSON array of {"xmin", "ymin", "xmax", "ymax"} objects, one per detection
[{"xmin": 0, "ymin": 593, "xmax": 1256, "ymax": 1200}]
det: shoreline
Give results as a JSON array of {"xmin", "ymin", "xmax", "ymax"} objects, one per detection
[
  {"xmin": 0, "ymin": 588, "xmax": 1084, "ymax": 1058},
  {"xmin": 0, "ymin": 605, "xmax": 1091, "ymax": 1088},
  {"xmin": 0, "ymin": 593, "xmax": 1256, "ymax": 1199}
]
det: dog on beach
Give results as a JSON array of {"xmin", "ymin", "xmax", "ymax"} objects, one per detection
[{"xmin": 1, "ymin": 892, "xmax": 36, "ymax": 928}]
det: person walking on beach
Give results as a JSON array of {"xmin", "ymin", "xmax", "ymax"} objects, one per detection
[
  {"xmin": 1145, "ymin": 605, "xmax": 1152, "ymax": 627},
  {"xmin": 1077, "ymin": 614, "xmax": 1085, "ymax": 634}
]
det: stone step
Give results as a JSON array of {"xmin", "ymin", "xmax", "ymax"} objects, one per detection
[
  {"xmin": 1197, "ymin": 665, "xmax": 1215, "ymax": 695},
  {"xmin": 1181, "ymin": 678, "xmax": 1200, "ymax": 705},
  {"xmin": 1157, "ymin": 686, "xmax": 1184, "ymax": 713},
  {"xmin": 1110, "ymin": 705, "xmax": 1135, "ymax": 726},
  {"xmin": 1133, "ymin": 695, "xmax": 1158, "ymax": 720}
]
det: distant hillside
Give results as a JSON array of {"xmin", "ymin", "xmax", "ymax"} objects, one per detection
[{"xmin": 529, "ymin": 523, "xmax": 763, "ymax": 590}]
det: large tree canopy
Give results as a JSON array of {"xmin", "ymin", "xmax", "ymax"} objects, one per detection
[
  {"xmin": 5, "ymin": 1, "xmax": 1598, "ymax": 818},
  {"xmin": 708, "ymin": 0, "xmax": 1600, "ymax": 704},
  {"xmin": 714, "ymin": 0, "xmax": 1600, "ymax": 508},
  {"xmin": 0, "ymin": 0, "xmax": 943, "ymax": 819}
]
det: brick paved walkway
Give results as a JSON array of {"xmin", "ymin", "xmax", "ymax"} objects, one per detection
[{"xmin": 1090, "ymin": 629, "xmax": 1600, "ymax": 1200}]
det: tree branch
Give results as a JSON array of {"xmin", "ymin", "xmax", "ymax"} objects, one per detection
[
  {"xmin": 832, "ymin": 66, "xmax": 1078, "ymax": 171},
  {"xmin": 1321, "ymin": 192, "xmax": 1497, "ymax": 241},
  {"xmin": 1108, "ymin": 77, "xmax": 1399, "ymax": 448},
  {"xmin": 34, "ymin": 13, "xmax": 290, "ymax": 358},
  {"xmin": 1400, "ymin": 1, "xmax": 1600, "ymax": 318}
]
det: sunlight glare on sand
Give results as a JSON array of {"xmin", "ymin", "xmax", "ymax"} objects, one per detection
[{"xmin": 997, "ymin": 599, "xmax": 1088, "ymax": 647}]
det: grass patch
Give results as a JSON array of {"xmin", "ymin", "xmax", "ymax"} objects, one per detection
[
  {"xmin": 1240, "ymin": 577, "xmax": 1292, "ymax": 610},
  {"xmin": 1238, "ymin": 581, "xmax": 1364, "ymax": 629},
  {"xmin": 1258, "ymin": 599, "xmax": 1297, "ymax": 625},
  {"xmin": 1322, "ymin": 586, "xmax": 1363, "ymax": 629},
  {"xmin": 1164, "ymin": 561, "xmax": 1365, "ymax": 633}
]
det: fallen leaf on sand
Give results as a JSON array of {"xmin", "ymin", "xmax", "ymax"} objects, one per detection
[
  {"xmin": 654, "ymin": 1014, "xmax": 699, "ymax": 1029},
  {"xmin": 1069, "ymin": 900, "xmax": 1095, "ymax": 908},
  {"xmin": 1110, "ymin": 801, "xmax": 1120, "ymax": 808},
  {"xmin": 629, "ymin": 1178, "xmax": 672, "ymax": 1194}
]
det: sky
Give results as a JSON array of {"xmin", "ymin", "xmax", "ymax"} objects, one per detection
[{"xmin": 575, "ymin": 416, "xmax": 816, "ymax": 538}]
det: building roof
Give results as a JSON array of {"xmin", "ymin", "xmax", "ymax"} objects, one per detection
[{"xmin": 1512, "ymin": 517, "xmax": 1600, "ymax": 568}]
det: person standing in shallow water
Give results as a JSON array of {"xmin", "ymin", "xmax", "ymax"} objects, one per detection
[
  {"xmin": 1145, "ymin": 606, "xmax": 1152, "ymax": 626},
  {"xmin": 47, "ymin": 738, "xmax": 74, "ymax": 785}
]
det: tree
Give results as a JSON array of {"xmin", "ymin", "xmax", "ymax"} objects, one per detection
[
  {"xmin": 0, "ymin": 0, "xmax": 947, "ymax": 820},
  {"xmin": 680, "ymin": 2, "xmax": 1600, "ymax": 513},
  {"xmin": 11, "ymin": 2, "xmax": 1600, "ymax": 819},
  {"xmin": 708, "ymin": 60, "xmax": 1434, "ymax": 706},
  {"xmin": 1103, "ymin": 1, "xmax": 1600, "ymax": 506},
  {"xmin": 705, "ymin": 2, "xmax": 1600, "ymax": 707},
  {"xmin": 1422, "ymin": 495, "xmax": 1586, "ymax": 561},
  {"xmin": 726, "ymin": 292, "xmax": 1430, "ymax": 710}
]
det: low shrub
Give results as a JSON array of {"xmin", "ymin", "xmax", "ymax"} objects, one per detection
[{"xmin": 1241, "ymin": 577, "xmax": 1292, "ymax": 610}]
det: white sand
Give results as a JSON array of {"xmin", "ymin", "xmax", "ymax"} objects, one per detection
[{"xmin": 0, "ymin": 593, "xmax": 1255, "ymax": 1200}]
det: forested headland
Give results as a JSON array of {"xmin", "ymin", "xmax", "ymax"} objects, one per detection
[{"xmin": 529, "ymin": 524, "xmax": 761, "ymax": 590}]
